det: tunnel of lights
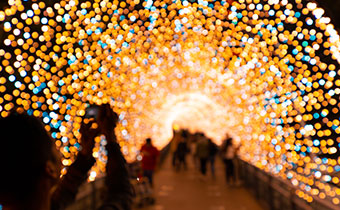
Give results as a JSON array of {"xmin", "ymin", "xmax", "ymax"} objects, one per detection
[{"xmin": 1, "ymin": 0, "xmax": 340, "ymax": 205}]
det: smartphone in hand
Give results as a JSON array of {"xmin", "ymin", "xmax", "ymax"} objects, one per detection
[{"xmin": 84, "ymin": 105, "xmax": 100, "ymax": 119}]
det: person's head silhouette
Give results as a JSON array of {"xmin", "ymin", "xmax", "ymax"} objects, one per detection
[
  {"xmin": 0, "ymin": 111, "xmax": 61, "ymax": 208},
  {"xmin": 146, "ymin": 138, "xmax": 152, "ymax": 145}
]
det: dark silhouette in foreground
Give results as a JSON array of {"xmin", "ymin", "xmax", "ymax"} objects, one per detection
[{"xmin": 0, "ymin": 105, "xmax": 133, "ymax": 210}]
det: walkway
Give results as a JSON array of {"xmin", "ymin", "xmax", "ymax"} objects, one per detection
[{"xmin": 138, "ymin": 156, "xmax": 265, "ymax": 210}]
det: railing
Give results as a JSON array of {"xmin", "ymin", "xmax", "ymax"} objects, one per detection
[
  {"xmin": 66, "ymin": 178, "xmax": 105, "ymax": 210},
  {"xmin": 238, "ymin": 159, "xmax": 340, "ymax": 210}
]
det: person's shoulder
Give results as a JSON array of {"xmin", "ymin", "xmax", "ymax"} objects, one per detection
[{"xmin": 152, "ymin": 146, "xmax": 159, "ymax": 152}]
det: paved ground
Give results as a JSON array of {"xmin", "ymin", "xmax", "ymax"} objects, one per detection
[{"xmin": 137, "ymin": 156, "xmax": 265, "ymax": 210}]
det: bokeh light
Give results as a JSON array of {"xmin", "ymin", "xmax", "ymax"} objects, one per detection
[{"xmin": 1, "ymin": 0, "xmax": 340, "ymax": 205}]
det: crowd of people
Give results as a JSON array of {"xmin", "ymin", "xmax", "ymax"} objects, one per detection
[{"xmin": 170, "ymin": 130, "xmax": 240, "ymax": 185}]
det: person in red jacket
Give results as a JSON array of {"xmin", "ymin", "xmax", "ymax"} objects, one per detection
[{"xmin": 140, "ymin": 138, "xmax": 159, "ymax": 187}]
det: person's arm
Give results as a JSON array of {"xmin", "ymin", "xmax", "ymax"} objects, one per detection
[
  {"xmin": 97, "ymin": 105, "xmax": 133, "ymax": 210},
  {"xmin": 51, "ymin": 154, "xmax": 96, "ymax": 210},
  {"xmin": 98, "ymin": 131, "xmax": 133, "ymax": 210},
  {"xmin": 51, "ymin": 120, "xmax": 99, "ymax": 210}
]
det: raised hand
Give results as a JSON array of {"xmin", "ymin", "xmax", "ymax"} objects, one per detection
[
  {"xmin": 97, "ymin": 104, "xmax": 119, "ymax": 142},
  {"xmin": 79, "ymin": 119, "xmax": 100, "ymax": 157}
]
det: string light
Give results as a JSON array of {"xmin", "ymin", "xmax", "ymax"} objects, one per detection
[{"xmin": 1, "ymin": 0, "xmax": 340, "ymax": 204}]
